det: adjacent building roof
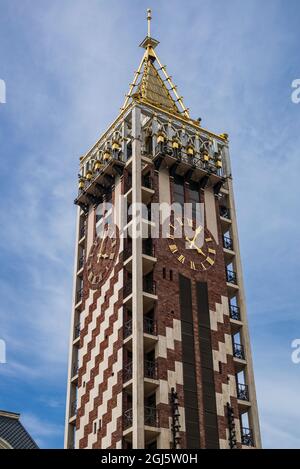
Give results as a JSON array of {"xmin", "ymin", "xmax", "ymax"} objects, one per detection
[{"xmin": 0, "ymin": 410, "xmax": 38, "ymax": 449}]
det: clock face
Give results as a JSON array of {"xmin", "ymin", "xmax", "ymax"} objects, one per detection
[
  {"xmin": 86, "ymin": 224, "xmax": 119, "ymax": 290},
  {"xmin": 167, "ymin": 217, "xmax": 217, "ymax": 271}
]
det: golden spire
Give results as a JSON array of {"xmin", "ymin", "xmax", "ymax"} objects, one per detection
[
  {"xmin": 121, "ymin": 9, "xmax": 191, "ymax": 120},
  {"xmin": 147, "ymin": 8, "xmax": 151, "ymax": 37}
]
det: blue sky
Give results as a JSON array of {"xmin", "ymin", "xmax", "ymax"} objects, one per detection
[{"xmin": 0, "ymin": 0, "xmax": 300, "ymax": 448}]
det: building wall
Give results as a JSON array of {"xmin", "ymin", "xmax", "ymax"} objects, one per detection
[
  {"xmin": 76, "ymin": 178, "xmax": 124, "ymax": 449},
  {"xmin": 151, "ymin": 165, "xmax": 241, "ymax": 449}
]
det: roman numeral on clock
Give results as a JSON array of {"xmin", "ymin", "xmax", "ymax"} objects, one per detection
[{"xmin": 206, "ymin": 256, "xmax": 215, "ymax": 266}]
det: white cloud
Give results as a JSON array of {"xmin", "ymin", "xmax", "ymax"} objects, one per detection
[{"xmin": 21, "ymin": 413, "xmax": 63, "ymax": 448}]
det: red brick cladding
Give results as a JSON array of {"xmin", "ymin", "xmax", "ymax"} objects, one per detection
[{"xmin": 149, "ymin": 167, "xmax": 238, "ymax": 448}]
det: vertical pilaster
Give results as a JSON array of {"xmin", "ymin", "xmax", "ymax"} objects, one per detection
[
  {"xmin": 64, "ymin": 206, "xmax": 81, "ymax": 449},
  {"xmin": 131, "ymin": 106, "xmax": 145, "ymax": 448},
  {"xmin": 224, "ymin": 146, "xmax": 262, "ymax": 448}
]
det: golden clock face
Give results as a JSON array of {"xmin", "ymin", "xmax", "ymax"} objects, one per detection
[
  {"xmin": 167, "ymin": 217, "xmax": 217, "ymax": 271},
  {"xmin": 86, "ymin": 224, "xmax": 119, "ymax": 290}
]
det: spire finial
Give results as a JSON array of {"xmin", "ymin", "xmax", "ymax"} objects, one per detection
[{"xmin": 147, "ymin": 9, "xmax": 152, "ymax": 37}]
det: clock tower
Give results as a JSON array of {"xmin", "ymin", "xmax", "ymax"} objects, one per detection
[{"xmin": 64, "ymin": 10, "xmax": 261, "ymax": 449}]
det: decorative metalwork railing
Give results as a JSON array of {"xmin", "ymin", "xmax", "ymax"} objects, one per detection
[
  {"xmin": 124, "ymin": 317, "xmax": 156, "ymax": 338},
  {"xmin": 237, "ymin": 383, "xmax": 249, "ymax": 401},
  {"xmin": 124, "ymin": 175, "xmax": 132, "ymax": 194},
  {"xmin": 143, "ymin": 317, "xmax": 156, "ymax": 335},
  {"xmin": 229, "ymin": 304, "xmax": 241, "ymax": 321},
  {"xmin": 79, "ymin": 151, "xmax": 124, "ymax": 193},
  {"xmin": 144, "ymin": 360, "xmax": 157, "ymax": 380},
  {"xmin": 124, "ymin": 319, "xmax": 132, "ymax": 338},
  {"xmin": 74, "ymin": 323, "xmax": 80, "ymax": 339},
  {"xmin": 123, "ymin": 362, "xmax": 133, "ymax": 382},
  {"xmin": 155, "ymin": 144, "xmax": 223, "ymax": 176},
  {"xmin": 123, "ymin": 240, "xmax": 155, "ymax": 259},
  {"xmin": 142, "ymin": 175, "xmax": 153, "ymax": 189},
  {"xmin": 70, "ymin": 400, "xmax": 77, "ymax": 417},
  {"xmin": 223, "ymin": 235, "xmax": 233, "ymax": 250},
  {"xmin": 123, "ymin": 407, "xmax": 158, "ymax": 428},
  {"xmin": 233, "ymin": 343, "xmax": 245, "ymax": 360},
  {"xmin": 226, "ymin": 269, "xmax": 237, "ymax": 285},
  {"xmin": 78, "ymin": 255, "xmax": 85, "ymax": 270},
  {"xmin": 220, "ymin": 206, "xmax": 231, "ymax": 219},
  {"xmin": 79, "ymin": 225, "xmax": 86, "ymax": 239},
  {"xmin": 72, "ymin": 363, "xmax": 79, "ymax": 377},
  {"xmin": 123, "ymin": 243, "xmax": 132, "ymax": 260},
  {"xmin": 241, "ymin": 427, "xmax": 254, "ymax": 446},
  {"xmin": 143, "ymin": 279, "xmax": 156, "ymax": 295},
  {"xmin": 123, "ymin": 408, "xmax": 133, "ymax": 429},
  {"xmin": 76, "ymin": 288, "xmax": 83, "ymax": 304},
  {"xmin": 142, "ymin": 239, "xmax": 155, "ymax": 257},
  {"xmin": 144, "ymin": 406, "xmax": 158, "ymax": 427},
  {"xmin": 124, "ymin": 279, "xmax": 132, "ymax": 297}
]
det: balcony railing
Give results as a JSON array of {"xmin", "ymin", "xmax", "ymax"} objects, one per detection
[
  {"xmin": 76, "ymin": 288, "xmax": 83, "ymax": 304},
  {"xmin": 79, "ymin": 225, "xmax": 86, "ymax": 239},
  {"xmin": 78, "ymin": 151, "xmax": 124, "ymax": 194},
  {"xmin": 226, "ymin": 269, "xmax": 237, "ymax": 285},
  {"xmin": 144, "ymin": 317, "xmax": 156, "ymax": 335},
  {"xmin": 123, "ymin": 408, "xmax": 133, "ymax": 429},
  {"xmin": 78, "ymin": 254, "xmax": 85, "ymax": 270},
  {"xmin": 155, "ymin": 143, "xmax": 223, "ymax": 176},
  {"xmin": 229, "ymin": 304, "xmax": 241, "ymax": 321},
  {"xmin": 124, "ymin": 279, "xmax": 132, "ymax": 297},
  {"xmin": 233, "ymin": 343, "xmax": 245, "ymax": 360},
  {"xmin": 142, "ymin": 175, "xmax": 153, "ymax": 190},
  {"xmin": 223, "ymin": 236, "xmax": 233, "ymax": 250},
  {"xmin": 143, "ymin": 239, "xmax": 155, "ymax": 257},
  {"xmin": 123, "ymin": 407, "xmax": 158, "ymax": 428},
  {"xmin": 124, "ymin": 175, "xmax": 132, "ymax": 194},
  {"xmin": 124, "ymin": 317, "xmax": 156, "ymax": 338},
  {"xmin": 220, "ymin": 206, "xmax": 231, "ymax": 219},
  {"xmin": 123, "ymin": 243, "xmax": 132, "ymax": 260},
  {"xmin": 237, "ymin": 383, "xmax": 249, "ymax": 401},
  {"xmin": 143, "ymin": 279, "xmax": 156, "ymax": 295},
  {"xmin": 123, "ymin": 361, "xmax": 133, "ymax": 382},
  {"xmin": 123, "ymin": 360, "xmax": 157, "ymax": 382},
  {"xmin": 123, "ymin": 240, "xmax": 155, "ymax": 259},
  {"xmin": 144, "ymin": 406, "xmax": 158, "ymax": 427},
  {"xmin": 241, "ymin": 427, "xmax": 254, "ymax": 446},
  {"xmin": 124, "ymin": 319, "xmax": 132, "ymax": 338},
  {"xmin": 144, "ymin": 360, "xmax": 157, "ymax": 380},
  {"xmin": 72, "ymin": 363, "xmax": 79, "ymax": 377},
  {"xmin": 74, "ymin": 323, "xmax": 80, "ymax": 339},
  {"xmin": 70, "ymin": 400, "xmax": 77, "ymax": 417}
]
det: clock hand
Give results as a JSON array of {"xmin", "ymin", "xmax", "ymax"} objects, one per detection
[
  {"xmin": 190, "ymin": 225, "xmax": 203, "ymax": 244},
  {"xmin": 97, "ymin": 231, "xmax": 107, "ymax": 262},
  {"xmin": 185, "ymin": 225, "xmax": 205, "ymax": 255},
  {"xmin": 185, "ymin": 236, "xmax": 206, "ymax": 257}
]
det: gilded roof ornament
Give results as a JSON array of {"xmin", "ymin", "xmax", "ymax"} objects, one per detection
[{"xmin": 121, "ymin": 9, "xmax": 191, "ymax": 121}]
